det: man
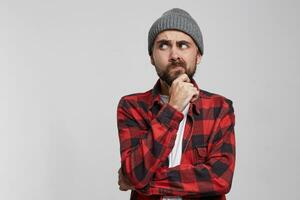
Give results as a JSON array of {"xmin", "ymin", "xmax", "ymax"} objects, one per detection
[{"xmin": 117, "ymin": 8, "xmax": 236, "ymax": 200}]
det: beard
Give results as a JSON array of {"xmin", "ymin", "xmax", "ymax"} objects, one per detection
[{"xmin": 155, "ymin": 59, "xmax": 197, "ymax": 86}]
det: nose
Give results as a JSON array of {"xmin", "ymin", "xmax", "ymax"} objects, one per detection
[{"xmin": 169, "ymin": 47, "xmax": 180, "ymax": 62}]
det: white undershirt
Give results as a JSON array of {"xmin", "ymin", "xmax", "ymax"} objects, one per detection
[{"xmin": 160, "ymin": 95, "xmax": 189, "ymax": 200}]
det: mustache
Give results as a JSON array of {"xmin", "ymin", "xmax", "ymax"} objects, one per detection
[{"xmin": 167, "ymin": 60, "xmax": 187, "ymax": 70}]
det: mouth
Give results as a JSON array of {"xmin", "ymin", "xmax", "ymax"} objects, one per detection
[
  {"xmin": 171, "ymin": 65, "xmax": 185, "ymax": 71},
  {"xmin": 169, "ymin": 66, "xmax": 185, "ymax": 77}
]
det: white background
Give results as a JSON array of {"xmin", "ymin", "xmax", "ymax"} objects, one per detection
[{"xmin": 1, "ymin": 0, "xmax": 300, "ymax": 199}]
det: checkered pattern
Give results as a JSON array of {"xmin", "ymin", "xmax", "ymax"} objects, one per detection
[{"xmin": 117, "ymin": 79, "xmax": 236, "ymax": 200}]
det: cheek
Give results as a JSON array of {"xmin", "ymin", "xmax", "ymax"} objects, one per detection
[
  {"xmin": 184, "ymin": 56, "xmax": 198, "ymax": 73},
  {"xmin": 153, "ymin": 53, "xmax": 168, "ymax": 66},
  {"xmin": 185, "ymin": 52, "xmax": 198, "ymax": 64}
]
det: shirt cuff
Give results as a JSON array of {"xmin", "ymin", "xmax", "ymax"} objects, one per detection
[{"xmin": 156, "ymin": 103, "xmax": 184, "ymax": 130}]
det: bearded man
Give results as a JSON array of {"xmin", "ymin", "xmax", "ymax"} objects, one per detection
[{"xmin": 117, "ymin": 8, "xmax": 236, "ymax": 200}]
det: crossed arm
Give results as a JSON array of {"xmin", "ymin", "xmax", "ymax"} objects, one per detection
[{"xmin": 117, "ymin": 97, "xmax": 235, "ymax": 197}]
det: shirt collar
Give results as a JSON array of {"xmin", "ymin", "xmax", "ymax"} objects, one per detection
[{"xmin": 150, "ymin": 79, "xmax": 201, "ymax": 115}]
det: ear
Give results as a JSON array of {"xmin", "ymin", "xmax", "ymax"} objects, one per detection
[
  {"xmin": 150, "ymin": 55, "xmax": 155, "ymax": 66},
  {"xmin": 196, "ymin": 52, "xmax": 202, "ymax": 64}
]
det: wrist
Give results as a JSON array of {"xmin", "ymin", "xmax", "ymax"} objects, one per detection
[{"xmin": 168, "ymin": 102, "xmax": 182, "ymax": 112}]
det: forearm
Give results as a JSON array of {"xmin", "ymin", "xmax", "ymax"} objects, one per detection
[
  {"xmin": 118, "ymin": 98, "xmax": 184, "ymax": 189},
  {"xmin": 147, "ymin": 156, "xmax": 235, "ymax": 197},
  {"xmin": 134, "ymin": 105, "xmax": 236, "ymax": 197}
]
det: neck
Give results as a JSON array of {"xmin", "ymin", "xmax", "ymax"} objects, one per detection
[{"xmin": 159, "ymin": 79, "xmax": 170, "ymax": 96}]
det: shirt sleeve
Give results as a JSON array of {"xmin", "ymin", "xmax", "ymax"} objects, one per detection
[
  {"xmin": 137, "ymin": 100, "xmax": 236, "ymax": 197},
  {"xmin": 117, "ymin": 97, "xmax": 184, "ymax": 189}
]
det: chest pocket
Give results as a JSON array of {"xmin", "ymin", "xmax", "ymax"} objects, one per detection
[
  {"xmin": 192, "ymin": 146, "xmax": 208, "ymax": 165},
  {"xmin": 191, "ymin": 134, "xmax": 208, "ymax": 165}
]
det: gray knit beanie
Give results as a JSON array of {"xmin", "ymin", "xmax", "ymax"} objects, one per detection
[{"xmin": 148, "ymin": 8, "xmax": 204, "ymax": 55}]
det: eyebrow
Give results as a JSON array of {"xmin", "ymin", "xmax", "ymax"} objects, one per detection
[
  {"xmin": 155, "ymin": 39, "xmax": 192, "ymax": 45},
  {"xmin": 155, "ymin": 39, "xmax": 170, "ymax": 45}
]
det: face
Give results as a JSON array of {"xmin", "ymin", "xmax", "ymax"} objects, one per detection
[{"xmin": 151, "ymin": 30, "xmax": 202, "ymax": 86}]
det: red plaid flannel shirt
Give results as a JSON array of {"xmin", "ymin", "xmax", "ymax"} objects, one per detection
[{"xmin": 117, "ymin": 79, "xmax": 236, "ymax": 200}]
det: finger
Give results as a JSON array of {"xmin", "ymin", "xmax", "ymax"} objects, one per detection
[
  {"xmin": 119, "ymin": 183, "xmax": 133, "ymax": 191},
  {"xmin": 118, "ymin": 176, "xmax": 123, "ymax": 187},
  {"xmin": 190, "ymin": 90, "xmax": 199, "ymax": 102},
  {"xmin": 173, "ymin": 73, "xmax": 190, "ymax": 84},
  {"xmin": 119, "ymin": 171, "xmax": 133, "ymax": 187},
  {"xmin": 119, "ymin": 178, "xmax": 130, "ymax": 190},
  {"xmin": 182, "ymin": 82, "xmax": 194, "ymax": 87},
  {"xmin": 190, "ymin": 96, "xmax": 197, "ymax": 103},
  {"xmin": 119, "ymin": 185, "xmax": 129, "ymax": 191}
]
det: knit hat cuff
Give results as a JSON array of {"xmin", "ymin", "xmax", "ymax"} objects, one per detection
[{"xmin": 148, "ymin": 9, "xmax": 204, "ymax": 55}]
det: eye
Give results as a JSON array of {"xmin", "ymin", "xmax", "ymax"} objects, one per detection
[
  {"xmin": 179, "ymin": 43, "xmax": 189, "ymax": 49},
  {"xmin": 159, "ymin": 43, "xmax": 169, "ymax": 50}
]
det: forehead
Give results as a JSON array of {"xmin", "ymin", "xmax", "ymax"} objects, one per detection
[{"xmin": 154, "ymin": 30, "xmax": 194, "ymax": 43}]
